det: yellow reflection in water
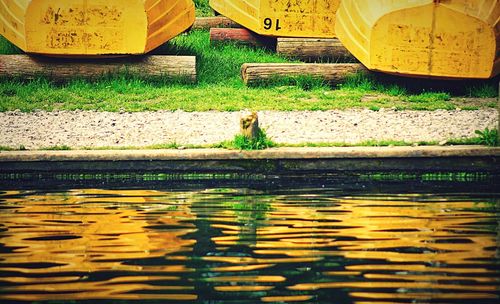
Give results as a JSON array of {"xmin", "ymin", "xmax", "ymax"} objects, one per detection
[
  {"xmin": 0, "ymin": 190, "xmax": 498, "ymax": 303},
  {"xmin": 205, "ymin": 194, "xmax": 499, "ymax": 301},
  {"xmin": 0, "ymin": 189, "xmax": 197, "ymax": 301},
  {"xmin": 214, "ymin": 286, "xmax": 274, "ymax": 292},
  {"xmin": 261, "ymin": 295, "xmax": 314, "ymax": 302}
]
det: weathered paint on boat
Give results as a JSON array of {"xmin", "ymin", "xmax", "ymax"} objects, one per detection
[
  {"xmin": 209, "ymin": 0, "xmax": 340, "ymax": 38},
  {"xmin": 335, "ymin": 0, "xmax": 500, "ymax": 79},
  {"xmin": 0, "ymin": 0, "xmax": 195, "ymax": 56}
]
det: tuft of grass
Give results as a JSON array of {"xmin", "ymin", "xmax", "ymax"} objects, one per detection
[
  {"xmin": 446, "ymin": 137, "xmax": 482, "ymax": 145},
  {"xmin": 341, "ymin": 73, "xmax": 406, "ymax": 96},
  {"xmin": 460, "ymin": 106, "xmax": 479, "ymax": 111},
  {"xmin": 467, "ymin": 83, "xmax": 498, "ymax": 98},
  {"xmin": 382, "ymin": 84, "xmax": 407, "ymax": 97},
  {"xmin": 147, "ymin": 142, "xmax": 180, "ymax": 149},
  {"xmin": 474, "ymin": 128, "xmax": 498, "ymax": 146},
  {"xmin": 405, "ymin": 92, "xmax": 451, "ymax": 103},
  {"xmin": 215, "ymin": 129, "xmax": 275, "ymax": 150},
  {"xmin": 193, "ymin": 0, "xmax": 214, "ymax": 17},
  {"xmin": 42, "ymin": 145, "xmax": 72, "ymax": 151},
  {"xmin": 341, "ymin": 72, "xmax": 377, "ymax": 92}
]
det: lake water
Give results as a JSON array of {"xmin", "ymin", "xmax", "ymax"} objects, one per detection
[{"xmin": 0, "ymin": 186, "xmax": 499, "ymax": 303}]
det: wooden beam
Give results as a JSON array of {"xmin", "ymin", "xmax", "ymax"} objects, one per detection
[
  {"xmin": 210, "ymin": 28, "xmax": 276, "ymax": 48},
  {"xmin": 277, "ymin": 37, "xmax": 356, "ymax": 62},
  {"xmin": 192, "ymin": 16, "xmax": 241, "ymax": 30},
  {"xmin": 0, "ymin": 55, "xmax": 196, "ymax": 82},
  {"xmin": 241, "ymin": 63, "xmax": 367, "ymax": 86}
]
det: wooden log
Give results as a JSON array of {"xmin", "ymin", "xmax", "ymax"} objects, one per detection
[
  {"xmin": 240, "ymin": 112, "xmax": 260, "ymax": 140},
  {"xmin": 210, "ymin": 28, "xmax": 276, "ymax": 48},
  {"xmin": 0, "ymin": 55, "xmax": 196, "ymax": 82},
  {"xmin": 192, "ymin": 16, "xmax": 241, "ymax": 30},
  {"xmin": 277, "ymin": 38, "xmax": 357, "ymax": 62},
  {"xmin": 241, "ymin": 63, "xmax": 368, "ymax": 86}
]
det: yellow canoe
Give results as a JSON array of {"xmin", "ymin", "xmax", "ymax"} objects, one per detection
[
  {"xmin": 335, "ymin": 0, "xmax": 500, "ymax": 79},
  {"xmin": 0, "ymin": 0, "xmax": 195, "ymax": 56},
  {"xmin": 210, "ymin": 0, "xmax": 340, "ymax": 38}
]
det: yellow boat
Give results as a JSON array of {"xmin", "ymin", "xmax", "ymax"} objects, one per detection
[
  {"xmin": 335, "ymin": 0, "xmax": 500, "ymax": 79},
  {"xmin": 209, "ymin": 0, "xmax": 340, "ymax": 38},
  {"xmin": 0, "ymin": 0, "xmax": 195, "ymax": 56}
]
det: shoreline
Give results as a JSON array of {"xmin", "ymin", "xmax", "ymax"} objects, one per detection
[{"xmin": 1, "ymin": 146, "xmax": 499, "ymax": 174}]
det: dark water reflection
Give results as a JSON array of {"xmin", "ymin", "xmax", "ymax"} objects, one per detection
[{"xmin": 0, "ymin": 189, "xmax": 498, "ymax": 303}]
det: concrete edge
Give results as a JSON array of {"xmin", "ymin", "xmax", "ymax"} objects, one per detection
[{"xmin": 0, "ymin": 146, "xmax": 499, "ymax": 162}]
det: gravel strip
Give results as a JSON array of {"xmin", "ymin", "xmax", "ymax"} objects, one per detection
[{"xmin": 0, "ymin": 109, "xmax": 497, "ymax": 149}]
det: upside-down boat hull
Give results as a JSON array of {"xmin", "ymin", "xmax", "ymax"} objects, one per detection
[
  {"xmin": 210, "ymin": 0, "xmax": 340, "ymax": 38},
  {"xmin": 0, "ymin": 0, "xmax": 195, "ymax": 56},
  {"xmin": 335, "ymin": 0, "xmax": 500, "ymax": 79}
]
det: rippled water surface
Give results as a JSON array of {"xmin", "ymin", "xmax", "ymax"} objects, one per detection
[{"xmin": 0, "ymin": 188, "xmax": 499, "ymax": 303}]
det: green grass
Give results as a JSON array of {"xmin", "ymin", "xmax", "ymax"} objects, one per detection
[
  {"xmin": 0, "ymin": 30, "xmax": 496, "ymax": 112},
  {"xmin": 279, "ymin": 137, "xmax": 485, "ymax": 148},
  {"xmin": 0, "ymin": 135, "xmax": 490, "ymax": 151},
  {"xmin": 3, "ymin": 77, "xmax": 483, "ymax": 112},
  {"xmin": 0, "ymin": 145, "xmax": 27, "ymax": 151},
  {"xmin": 215, "ymin": 129, "xmax": 275, "ymax": 150},
  {"xmin": 283, "ymin": 140, "xmax": 435, "ymax": 148},
  {"xmin": 0, "ymin": 146, "xmax": 15, "ymax": 151},
  {"xmin": 42, "ymin": 145, "xmax": 72, "ymax": 151},
  {"xmin": 467, "ymin": 83, "xmax": 498, "ymax": 98},
  {"xmin": 193, "ymin": 0, "xmax": 214, "ymax": 17},
  {"xmin": 247, "ymin": 74, "xmax": 327, "ymax": 90},
  {"xmin": 405, "ymin": 92, "xmax": 451, "ymax": 103},
  {"xmin": 155, "ymin": 30, "xmax": 291, "ymax": 85},
  {"xmin": 474, "ymin": 128, "xmax": 499, "ymax": 146},
  {"xmin": 0, "ymin": 36, "xmax": 22, "ymax": 54}
]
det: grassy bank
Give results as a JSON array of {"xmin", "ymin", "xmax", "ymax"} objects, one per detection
[{"xmin": 0, "ymin": 16, "xmax": 497, "ymax": 112}]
